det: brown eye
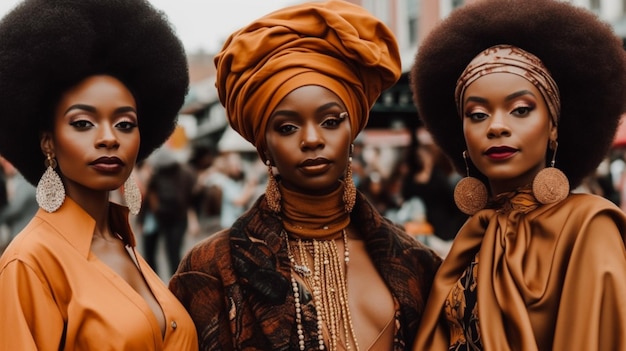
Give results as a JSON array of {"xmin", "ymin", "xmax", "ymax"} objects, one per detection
[
  {"xmin": 277, "ymin": 124, "xmax": 297, "ymax": 134},
  {"xmin": 322, "ymin": 112, "xmax": 347, "ymax": 128},
  {"xmin": 70, "ymin": 120, "xmax": 93, "ymax": 129},
  {"xmin": 512, "ymin": 106, "xmax": 534, "ymax": 117},
  {"xmin": 465, "ymin": 111, "xmax": 488, "ymax": 121},
  {"xmin": 116, "ymin": 121, "xmax": 138, "ymax": 131}
]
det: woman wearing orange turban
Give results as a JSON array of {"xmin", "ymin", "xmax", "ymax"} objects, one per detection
[{"xmin": 169, "ymin": 1, "xmax": 441, "ymax": 350}]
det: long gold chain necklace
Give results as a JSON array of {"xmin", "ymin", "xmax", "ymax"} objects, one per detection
[{"xmin": 284, "ymin": 229, "xmax": 360, "ymax": 351}]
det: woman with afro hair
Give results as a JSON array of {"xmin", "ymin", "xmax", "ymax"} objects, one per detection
[
  {"xmin": 411, "ymin": 0, "xmax": 626, "ymax": 350},
  {"xmin": 0, "ymin": 0, "xmax": 198, "ymax": 349}
]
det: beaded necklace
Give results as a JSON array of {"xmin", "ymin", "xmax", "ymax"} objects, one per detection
[{"xmin": 284, "ymin": 229, "xmax": 360, "ymax": 351}]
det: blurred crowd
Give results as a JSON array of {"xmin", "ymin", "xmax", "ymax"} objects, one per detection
[{"xmin": 3, "ymin": 126, "xmax": 626, "ymax": 278}]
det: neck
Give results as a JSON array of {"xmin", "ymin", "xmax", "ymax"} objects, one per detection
[
  {"xmin": 66, "ymin": 190, "xmax": 112, "ymax": 240},
  {"xmin": 280, "ymin": 183, "xmax": 350, "ymax": 239}
]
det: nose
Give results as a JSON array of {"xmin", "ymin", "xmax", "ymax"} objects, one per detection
[
  {"xmin": 487, "ymin": 111, "xmax": 511, "ymax": 138},
  {"xmin": 96, "ymin": 123, "xmax": 120, "ymax": 149},
  {"xmin": 300, "ymin": 123, "xmax": 324, "ymax": 150}
]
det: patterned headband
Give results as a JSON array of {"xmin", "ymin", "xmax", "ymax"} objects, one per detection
[{"xmin": 455, "ymin": 44, "xmax": 560, "ymax": 124}]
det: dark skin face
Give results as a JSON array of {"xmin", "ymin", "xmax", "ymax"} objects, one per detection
[
  {"xmin": 264, "ymin": 85, "xmax": 352, "ymax": 196},
  {"xmin": 462, "ymin": 72, "xmax": 557, "ymax": 195},
  {"xmin": 40, "ymin": 74, "xmax": 140, "ymax": 205}
]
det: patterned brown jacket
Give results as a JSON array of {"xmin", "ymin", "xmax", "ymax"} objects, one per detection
[{"xmin": 169, "ymin": 192, "xmax": 441, "ymax": 350}]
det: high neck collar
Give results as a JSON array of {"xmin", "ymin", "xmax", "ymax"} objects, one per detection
[
  {"xmin": 488, "ymin": 185, "xmax": 540, "ymax": 214},
  {"xmin": 280, "ymin": 183, "xmax": 350, "ymax": 239}
]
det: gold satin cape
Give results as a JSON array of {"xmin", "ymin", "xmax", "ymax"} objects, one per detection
[{"xmin": 413, "ymin": 192, "xmax": 626, "ymax": 350}]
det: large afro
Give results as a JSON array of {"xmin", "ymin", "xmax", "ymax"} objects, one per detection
[
  {"xmin": 0, "ymin": 0, "xmax": 189, "ymax": 185},
  {"xmin": 411, "ymin": 0, "xmax": 626, "ymax": 189}
]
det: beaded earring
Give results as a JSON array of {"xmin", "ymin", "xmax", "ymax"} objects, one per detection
[
  {"xmin": 533, "ymin": 140, "xmax": 569, "ymax": 204},
  {"xmin": 453, "ymin": 150, "xmax": 488, "ymax": 215},
  {"xmin": 123, "ymin": 173, "xmax": 142, "ymax": 215},
  {"xmin": 265, "ymin": 160, "xmax": 281, "ymax": 212},
  {"xmin": 343, "ymin": 146, "xmax": 356, "ymax": 213},
  {"xmin": 36, "ymin": 153, "xmax": 66, "ymax": 213}
]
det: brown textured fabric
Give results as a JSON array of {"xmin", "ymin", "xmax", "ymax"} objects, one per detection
[
  {"xmin": 214, "ymin": 0, "xmax": 401, "ymax": 154},
  {"xmin": 170, "ymin": 191, "xmax": 441, "ymax": 350},
  {"xmin": 413, "ymin": 192, "xmax": 626, "ymax": 351}
]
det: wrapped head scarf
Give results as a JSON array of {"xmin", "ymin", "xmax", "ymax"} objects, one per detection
[
  {"xmin": 455, "ymin": 45, "xmax": 561, "ymax": 125},
  {"xmin": 214, "ymin": 0, "xmax": 401, "ymax": 158}
]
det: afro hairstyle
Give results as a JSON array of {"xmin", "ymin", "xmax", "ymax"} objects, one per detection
[
  {"xmin": 0, "ymin": 0, "xmax": 189, "ymax": 185},
  {"xmin": 410, "ymin": 0, "xmax": 626, "ymax": 189}
]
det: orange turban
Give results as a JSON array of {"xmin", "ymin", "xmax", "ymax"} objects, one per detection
[{"xmin": 214, "ymin": 0, "xmax": 401, "ymax": 156}]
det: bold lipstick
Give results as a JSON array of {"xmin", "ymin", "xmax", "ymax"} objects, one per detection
[
  {"xmin": 485, "ymin": 146, "xmax": 518, "ymax": 160},
  {"xmin": 89, "ymin": 156, "xmax": 124, "ymax": 173}
]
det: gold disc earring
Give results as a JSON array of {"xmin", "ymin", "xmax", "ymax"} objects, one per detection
[
  {"xmin": 453, "ymin": 150, "xmax": 488, "ymax": 215},
  {"xmin": 532, "ymin": 140, "xmax": 569, "ymax": 204}
]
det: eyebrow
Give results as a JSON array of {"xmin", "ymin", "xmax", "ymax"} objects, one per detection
[
  {"xmin": 505, "ymin": 90, "xmax": 536, "ymax": 101},
  {"xmin": 64, "ymin": 104, "xmax": 137, "ymax": 115},
  {"xmin": 465, "ymin": 90, "xmax": 536, "ymax": 105},
  {"xmin": 271, "ymin": 101, "xmax": 343, "ymax": 118}
]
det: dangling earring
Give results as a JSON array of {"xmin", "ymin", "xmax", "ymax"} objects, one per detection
[
  {"xmin": 453, "ymin": 150, "xmax": 488, "ymax": 215},
  {"xmin": 265, "ymin": 160, "xmax": 281, "ymax": 213},
  {"xmin": 123, "ymin": 173, "xmax": 142, "ymax": 215},
  {"xmin": 343, "ymin": 153, "xmax": 356, "ymax": 213},
  {"xmin": 533, "ymin": 140, "xmax": 569, "ymax": 204},
  {"xmin": 36, "ymin": 153, "xmax": 65, "ymax": 213}
]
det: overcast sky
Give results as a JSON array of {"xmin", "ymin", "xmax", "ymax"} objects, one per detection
[{"xmin": 0, "ymin": 0, "xmax": 296, "ymax": 54}]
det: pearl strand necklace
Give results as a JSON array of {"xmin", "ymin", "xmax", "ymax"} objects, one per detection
[{"xmin": 284, "ymin": 229, "xmax": 359, "ymax": 351}]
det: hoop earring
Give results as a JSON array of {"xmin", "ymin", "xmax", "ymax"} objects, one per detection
[
  {"xmin": 343, "ymin": 156, "xmax": 356, "ymax": 213},
  {"xmin": 532, "ymin": 140, "xmax": 569, "ymax": 204},
  {"xmin": 453, "ymin": 150, "xmax": 488, "ymax": 215},
  {"xmin": 123, "ymin": 173, "xmax": 142, "ymax": 215},
  {"xmin": 36, "ymin": 154, "xmax": 66, "ymax": 213},
  {"xmin": 265, "ymin": 160, "xmax": 281, "ymax": 213}
]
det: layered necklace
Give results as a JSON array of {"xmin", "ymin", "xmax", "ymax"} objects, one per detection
[{"xmin": 280, "ymin": 184, "xmax": 359, "ymax": 351}]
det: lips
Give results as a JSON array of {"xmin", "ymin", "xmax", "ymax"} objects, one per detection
[
  {"xmin": 298, "ymin": 157, "xmax": 331, "ymax": 175},
  {"xmin": 299, "ymin": 158, "xmax": 329, "ymax": 167},
  {"xmin": 484, "ymin": 146, "xmax": 518, "ymax": 160},
  {"xmin": 89, "ymin": 156, "xmax": 124, "ymax": 172}
]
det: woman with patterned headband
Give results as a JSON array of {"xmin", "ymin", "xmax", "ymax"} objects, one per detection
[
  {"xmin": 410, "ymin": 0, "xmax": 626, "ymax": 350},
  {"xmin": 168, "ymin": 1, "xmax": 442, "ymax": 350}
]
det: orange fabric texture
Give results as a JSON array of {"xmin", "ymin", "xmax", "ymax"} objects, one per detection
[
  {"xmin": 413, "ymin": 192, "xmax": 626, "ymax": 351},
  {"xmin": 0, "ymin": 198, "xmax": 198, "ymax": 350},
  {"xmin": 214, "ymin": 0, "xmax": 401, "ymax": 155},
  {"xmin": 280, "ymin": 182, "xmax": 350, "ymax": 238}
]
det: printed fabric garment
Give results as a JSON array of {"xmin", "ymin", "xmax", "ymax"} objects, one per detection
[
  {"xmin": 170, "ymin": 191, "xmax": 442, "ymax": 350},
  {"xmin": 0, "ymin": 197, "xmax": 198, "ymax": 351},
  {"xmin": 414, "ymin": 188, "xmax": 626, "ymax": 351},
  {"xmin": 446, "ymin": 254, "xmax": 482, "ymax": 351}
]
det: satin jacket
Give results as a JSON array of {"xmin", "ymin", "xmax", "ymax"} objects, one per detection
[{"xmin": 414, "ymin": 191, "xmax": 626, "ymax": 351}]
